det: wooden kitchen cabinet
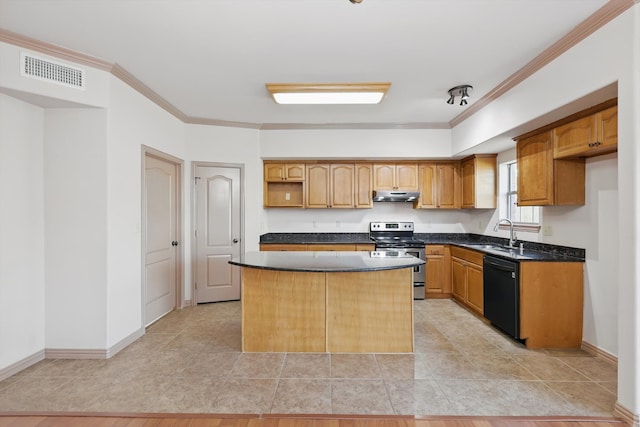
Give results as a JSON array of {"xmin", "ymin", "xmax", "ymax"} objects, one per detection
[
  {"xmin": 461, "ymin": 154, "xmax": 497, "ymax": 209},
  {"xmin": 416, "ymin": 163, "xmax": 460, "ymax": 209},
  {"xmin": 450, "ymin": 246, "xmax": 484, "ymax": 315},
  {"xmin": 306, "ymin": 164, "xmax": 355, "ymax": 208},
  {"xmin": 308, "ymin": 244, "xmax": 356, "ymax": 251},
  {"xmin": 260, "ymin": 244, "xmax": 307, "ymax": 251},
  {"xmin": 425, "ymin": 245, "xmax": 451, "ymax": 297},
  {"xmin": 356, "ymin": 243, "xmax": 375, "ymax": 251},
  {"xmin": 519, "ymin": 261, "xmax": 584, "ymax": 348},
  {"xmin": 553, "ymin": 105, "xmax": 618, "ymax": 159},
  {"xmin": 451, "ymin": 257, "xmax": 466, "ymax": 301},
  {"xmin": 264, "ymin": 163, "xmax": 305, "ymax": 182},
  {"xmin": 355, "ymin": 163, "xmax": 373, "ymax": 208},
  {"xmin": 264, "ymin": 163, "xmax": 305, "ymax": 207},
  {"xmin": 516, "ymin": 131, "xmax": 585, "ymax": 206},
  {"xmin": 373, "ymin": 163, "xmax": 419, "ymax": 191}
]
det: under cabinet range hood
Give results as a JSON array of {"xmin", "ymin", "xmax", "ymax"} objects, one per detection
[{"xmin": 372, "ymin": 190, "xmax": 420, "ymax": 202}]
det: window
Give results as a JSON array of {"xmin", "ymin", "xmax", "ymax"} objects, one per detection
[{"xmin": 503, "ymin": 162, "xmax": 540, "ymax": 231}]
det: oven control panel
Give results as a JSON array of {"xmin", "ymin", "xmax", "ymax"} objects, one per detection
[{"xmin": 370, "ymin": 222, "xmax": 414, "ymax": 231}]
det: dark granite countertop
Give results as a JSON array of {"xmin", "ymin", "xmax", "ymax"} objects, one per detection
[
  {"xmin": 260, "ymin": 232, "xmax": 372, "ymax": 245},
  {"xmin": 259, "ymin": 232, "xmax": 585, "ymax": 262},
  {"xmin": 230, "ymin": 251, "xmax": 425, "ymax": 272}
]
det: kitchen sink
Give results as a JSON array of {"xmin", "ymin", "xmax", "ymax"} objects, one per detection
[{"xmin": 461, "ymin": 243, "xmax": 534, "ymax": 260}]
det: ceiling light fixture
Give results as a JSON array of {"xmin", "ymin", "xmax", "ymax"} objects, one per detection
[
  {"xmin": 266, "ymin": 82, "xmax": 391, "ymax": 105},
  {"xmin": 349, "ymin": 0, "xmax": 363, "ymax": 3},
  {"xmin": 446, "ymin": 85, "xmax": 473, "ymax": 106}
]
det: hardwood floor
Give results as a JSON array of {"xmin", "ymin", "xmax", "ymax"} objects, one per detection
[{"xmin": 0, "ymin": 414, "xmax": 629, "ymax": 427}]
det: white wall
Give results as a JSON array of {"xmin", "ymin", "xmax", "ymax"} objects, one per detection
[
  {"xmin": 0, "ymin": 94, "xmax": 45, "ymax": 369},
  {"xmin": 264, "ymin": 204, "xmax": 468, "ymax": 234},
  {"xmin": 43, "ymin": 108, "xmax": 108, "ymax": 349},
  {"xmin": 260, "ymin": 128, "xmax": 452, "ymax": 159},
  {"xmin": 106, "ymin": 76, "xmax": 185, "ymax": 347}
]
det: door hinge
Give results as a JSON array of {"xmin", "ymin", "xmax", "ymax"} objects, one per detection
[
  {"xmin": 195, "ymin": 176, "xmax": 201, "ymax": 182},
  {"xmin": 194, "ymin": 229, "xmax": 198, "ymax": 238},
  {"xmin": 195, "ymin": 282, "xmax": 197, "ymax": 290}
]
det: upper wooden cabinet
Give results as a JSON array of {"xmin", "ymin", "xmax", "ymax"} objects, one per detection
[
  {"xmin": 553, "ymin": 105, "xmax": 618, "ymax": 159},
  {"xmin": 516, "ymin": 131, "xmax": 585, "ymax": 206},
  {"xmin": 373, "ymin": 163, "xmax": 419, "ymax": 191},
  {"xmin": 306, "ymin": 164, "xmax": 355, "ymax": 208},
  {"xmin": 264, "ymin": 163, "xmax": 305, "ymax": 207},
  {"xmin": 355, "ymin": 164, "xmax": 373, "ymax": 208},
  {"xmin": 416, "ymin": 162, "xmax": 460, "ymax": 209},
  {"xmin": 264, "ymin": 163, "xmax": 305, "ymax": 182},
  {"xmin": 461, "ymin": 155, "xmax": 497, "ymax": 209}
]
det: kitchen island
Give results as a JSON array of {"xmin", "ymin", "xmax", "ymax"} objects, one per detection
[{"xmin": 229, "ymin": 251, "xmax": 424, "ymax": 353}]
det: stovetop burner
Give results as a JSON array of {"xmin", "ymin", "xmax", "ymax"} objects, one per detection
[{"xmin": 369, "ymin": 221, "xmax": 425, "ymax": 248}]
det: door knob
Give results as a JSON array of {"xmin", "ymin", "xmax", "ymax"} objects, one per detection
[
  {"xmin": 233, "ymin": 238, "xmax": 239, "ymax": 243},
  {"xmin": 171, "ymin": 241, "xmax": 179, "ymax": 246}
]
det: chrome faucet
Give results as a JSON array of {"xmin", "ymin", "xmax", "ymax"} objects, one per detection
[{"xmin": 494, "ymin": 218, "xmax": 517, "ymax": 248}]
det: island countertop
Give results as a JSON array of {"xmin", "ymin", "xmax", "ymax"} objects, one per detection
[{"xmin": 229, "ymin": 250, "xmax": 425, "ymax": 273}]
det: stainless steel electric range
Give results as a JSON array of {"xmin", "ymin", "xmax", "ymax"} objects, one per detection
[{"xmin": 369, "ymin": 221, "xmax": 426, "ymax": 299}]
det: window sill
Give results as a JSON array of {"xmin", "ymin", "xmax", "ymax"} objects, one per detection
[{"xmin": 497, "ymin": 223, "xmax": 541, "ymax": 233}]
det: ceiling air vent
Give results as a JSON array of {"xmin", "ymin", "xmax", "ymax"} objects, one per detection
[{"xmin": 20, "ymin": 52, "xmax": 86, "ymax": 89}]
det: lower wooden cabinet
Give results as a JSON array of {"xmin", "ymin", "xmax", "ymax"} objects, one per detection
[
  {"xmin": 356, "ymin": 244, "xmax": 375, "ymax": 251},
  {"xmin": 450, "ymin": 246, "xmax": 484, "ymax": 315},
  {"xmin": 519, "ymin": 261, "xmax": 584, "ymax": 348},
  {"xmin": 260, "ymin": 244, "xmax": 307, "ymax": 251},
  {"xmin": 308, "ymin": 244, "xmax": 356, "ymax": 251},
  {"xmin": 425, "ymin": 245, "xmax": 451, "ymax": 297}
]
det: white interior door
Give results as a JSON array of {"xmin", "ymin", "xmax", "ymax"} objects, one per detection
[
  {"xmin": 195, "ymin": 165, "xmax": 242, "ymax": 303},
  {"xmin": 144, "ymin": 155, "xmax": 178, "ymax": 324}
]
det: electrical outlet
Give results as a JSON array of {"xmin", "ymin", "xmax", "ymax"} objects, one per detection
[
  {"xmin": 477, "ymin": 220, "xmax": 482, "ymax": 230},
  {"xmin": 543, "ymin": 225, "xmax": 553, "ymax": 236},
  {"xmin": 313, "ymin": 221, "xmax": 318, "ymax": 228},
  {"xmin": 336, "ymin": 220, "xmax": 341, "ymax": 228},
  {"xmin": 285, "ymin": 192, "xmax": 290, "ymax": 201}
]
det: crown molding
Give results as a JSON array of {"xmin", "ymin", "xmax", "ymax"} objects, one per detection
[
  {"xmin": 0, "ymin": 28, "xmax": 112, "ymax": 71},
  {"xmin": 449, "ymin": 0, "xmax": 635, "ymax": 128},
  {"xmin": 111, "ymin": 64, "xmax": 188, "ymax": 122},
  {"xmin": 259, "ymin": 122, "xmax": 449, "ymax": 130},
  {"xmin": 184, "ymin": 116, "xmax": 261, "ymax": 129}
]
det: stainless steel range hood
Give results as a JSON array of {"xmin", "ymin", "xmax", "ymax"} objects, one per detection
[{"xmin": 372, "ymin": 190, "xmax": 420, "ymax": 202}]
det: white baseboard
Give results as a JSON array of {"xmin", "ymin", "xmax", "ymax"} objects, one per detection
[
  {"xmin": 0, "ymin": 327, "xmax": 146, "ymax": 380},
  {"xmin": 581, "ymin": 340, "xmax": 618, "ymax": 365},
  {"xmin": 44, "ymin": 348, "xmax": 108, "ymax": 359},
  {"xmin": 106, "ymin": 327, "xmax": 145, "ymax": 358},
  {"xmin": 614, "ymin": 401, "xmax": 640, "ymax": 427},
  {"xmin": 45, "ymin": 328, "xmax": 144, "ymax": 360},
  {"xmin": 0, "ymin": 349, "xmax": 45, "ymax": 381}
]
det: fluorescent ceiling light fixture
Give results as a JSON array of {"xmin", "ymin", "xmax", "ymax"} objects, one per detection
[{"xmin": 266, "ymin": 82, "xmax": 391, "ymax": 105}]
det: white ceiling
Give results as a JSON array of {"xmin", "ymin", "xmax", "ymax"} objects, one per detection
[{"xmin": 0, "ymin": 0, "xmax": 610, "ymax": 128}]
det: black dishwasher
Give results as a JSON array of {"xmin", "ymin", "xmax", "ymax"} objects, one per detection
[{"xmin": 483, "ymin": 255, "xmax": 520, "ymax": 340}]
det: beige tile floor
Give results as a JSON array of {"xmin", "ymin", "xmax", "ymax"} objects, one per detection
[{"xmin": 0, "ymin": 299, "xmax": 618, "ymax": 416}]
